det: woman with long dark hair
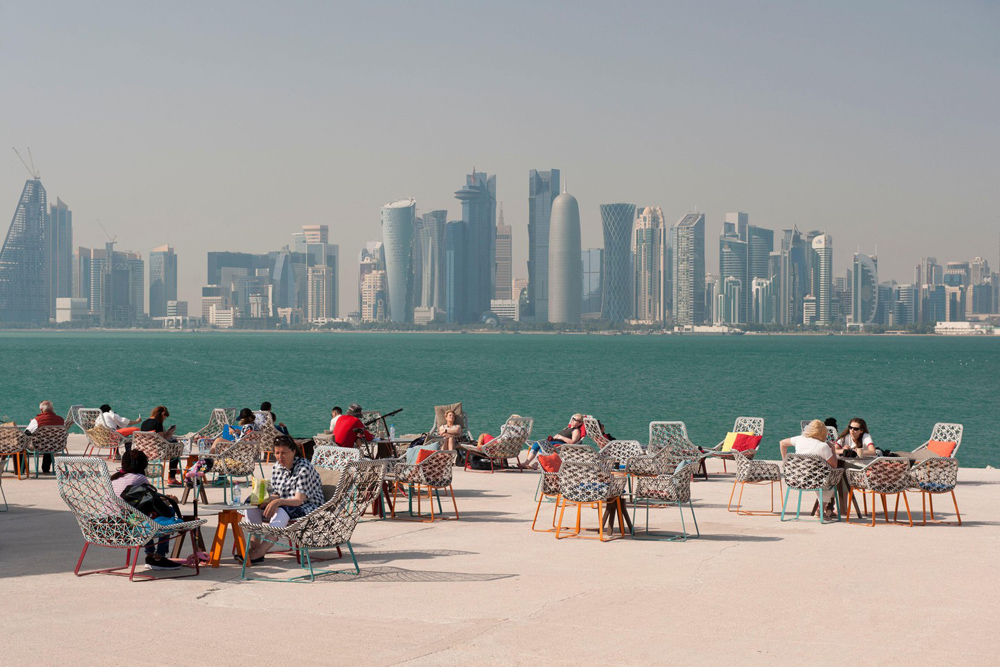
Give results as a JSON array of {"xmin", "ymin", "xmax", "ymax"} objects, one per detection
[{"xmin": 836, "ymin": 417, "xmax": 876, "ymax": 457}]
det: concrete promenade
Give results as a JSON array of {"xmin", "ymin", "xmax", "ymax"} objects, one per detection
[{"xmin": 1, "ymin": 436, "xmax": 997, "ymax": 666}]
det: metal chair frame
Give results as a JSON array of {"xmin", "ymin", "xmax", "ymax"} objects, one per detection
[
  {"xmin": 630, "ymin": 461, "xmax": 701, "ymax": 541},
  {"xmin": 780, "ymin": 454, "xmax": 844, "ymax": 524}
]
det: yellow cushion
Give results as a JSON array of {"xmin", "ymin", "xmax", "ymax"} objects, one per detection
[{"xmin": 722, "ymin": 431, "xmax": 754, "ymax": 451}]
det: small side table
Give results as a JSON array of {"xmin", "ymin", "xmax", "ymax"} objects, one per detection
[{"xmin": 202, "ymin": 504, "xmax": 255, "ymax": 567}]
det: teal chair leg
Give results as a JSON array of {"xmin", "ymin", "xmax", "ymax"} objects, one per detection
[
  {"xmin": 687, "ymin": 500, "xmax": 700, "ymax": 538},
  {"xmin": 677, "ymin": 501, "xmax": 687, "ymax": 542},
  {"xmin": 780, "ymin": 487, "xmax": 792, "ymax": 521},
  {"xmin": 795, "ymin": 490, "xmax": 803, "ymax": 520}
]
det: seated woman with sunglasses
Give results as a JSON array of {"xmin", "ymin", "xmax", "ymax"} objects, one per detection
[{"xmin": 836, "ymin": 417, "xmax": 876, "ymax": 457}]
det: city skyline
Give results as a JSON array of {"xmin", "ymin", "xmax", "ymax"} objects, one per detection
[{"xmin": 3, "ymin": 3, "xmax": 997, "ymax": 311}]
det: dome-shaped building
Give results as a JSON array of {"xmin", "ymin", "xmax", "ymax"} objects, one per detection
[{"xmin": 548, "ymin": 192, "xmax": 582, "ymax": 324}]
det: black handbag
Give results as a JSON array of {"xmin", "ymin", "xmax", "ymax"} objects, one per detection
[{"xmin": 121, "ymin": 483, "xmax": 175, "ymax": 519}]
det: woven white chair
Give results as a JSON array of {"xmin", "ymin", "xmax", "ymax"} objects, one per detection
[
  {"xmin": 203, "ymin": 431, "xmax": 262, "ymax": 504},
  {"xmin": 312, "ymin": 445, "xmax": 362, "ymax": 469},
  {"xmin": 26, "ymin": 425, "xmax": 69, "ymax": 478},
  {"xmin": 84, "ymin": 424, "xmax": 125, "ymax": 460},
  {"xmin": 0, "ymin": 425, "xmax": 30, "ymax": 480},
  {"xmin": 239, "ymin": 460, "xmax": 385, "ymax": 582},
  {"xmin": 554, "ymin": 459, "xmax": 628, "ymax": 542},
  {"xmin": 912, "ymin": 422, "xmax": 963, "ymax": 459},
  {"xmin": 728, "ymin": 449, "xmax": 782, "ymax": 515},
  {"xmin": 846, "ymin": 457, "xmax": 913, "ymax": 527},
  {"xmin": 634, "ymin": 421, "xmax": 708, "ymax": 479},
  {"xmin": 581, "ymin": 415, "xmax": 609, "ymax": 451},
  {"xmin": 131, "ymin": 431, "xmax": 184, "ymax": 493},
  {"xmin": 74, "ymin": 408, "xmax": 101, "ymax": 433},
  {"xmin": 387, "ymin": 450, "xmax": 459, "ymax": 522},
  {"xmin": 705, "ymin": 417, "xmax": 765, "ymax": 473},
  {"xmin": 460, "ymin": 416, "xmax": 534, "ymax": 473},
  {"xmin": 904, "ymin": 458, "xmax": 961, "ymax": 526},
  {"xmin": 630, "ymin": 460, "xmax": 700, "ymax": 541},
  {"xmin": 55, "ymin": 457, "xmax": 206, "ymax": 582},
  {"xmin": 781, "ymin": 454, "xmax": 843, "ymax": 524}
]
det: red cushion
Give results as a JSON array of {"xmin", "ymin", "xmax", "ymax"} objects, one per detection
[
  {"xmin": 926, "ymin": 440, "xmax": 956, "ymax": 457},
  {"xmin": 578, "ymin": 423, "xmax": 586, "ymax": 437},
  {"xmin": 117, "ymin": 427, "xmax": 140, "ymax": 437},
  {"xmin": 415, "ymin": 449, "xmax": 435, "ymax": 464},
  {"xmin": 481, "ymin": 434, "xmax": 494, "ymax": 444},
  {"xmin": 538, "ymin": 453, "xmax": 561, "ymax": 473},
  {"xmin": 732, "ymin": 434, "xmax": 762, "ymax": 453}
]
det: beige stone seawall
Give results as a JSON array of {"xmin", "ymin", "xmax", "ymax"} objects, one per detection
[{"xmin": 1, "ymin": 434, "xmax": 996, "ymax": 666}]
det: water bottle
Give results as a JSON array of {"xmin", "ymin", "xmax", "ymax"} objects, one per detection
[
  {"xmin": 231, "ymin": 482, "xmax": 242, "ymax": 506},
  {"xmin": 389, "ymin": 425, "xmax": 396, "ymax": 441}
]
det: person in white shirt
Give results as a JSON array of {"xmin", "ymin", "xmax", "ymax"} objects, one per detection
[
  {"xmin": 780, "ymin": 419, "xmax": 839, "ymax": 518},
  {"xmin": 325, "ymin": 406, "xmax": 342, "ymax": 434},
  {"xmin": 835, "ymin": 417, "xmax": 876, "ymax": 457},
  {"xmin": 95, "ymin": 404, "xmax": 140, "ymax": 432}
]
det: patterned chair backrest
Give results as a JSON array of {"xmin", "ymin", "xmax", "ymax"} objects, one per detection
[
  {"xmin": 431, "ymin": 405, "xmax": 470, "ymax": 438},
  {"xmin": 732, "ymin": 417, "xmax": 764, "ymax": 437},
  {"xmin": 909, "ymin": 458, "xmax": 959, "ymax": 492},
  {"xmin": 312, "ymin": 445, "xmax": 361, "ymax": 470},
  {"xmin": 634, "ymin": 460, "xmax": 696, "ymax": 503},
  {"xmin": 929, "ymin": 423, "xmax": 963, "ymax": 456},
  {"xmin": 0, "ymin": 425, "xmax": 29, "ymax": 454},
  {"xmin": 412, "ymin": 450, "xmax": 456, "ymax": 487},
  {"xmin": 856, "ymin": 457, "xmax": 911, "ymax": 494},
  {"xmin": 360, "ymin": 411, "xmax": 389, "ymax": 440},
  {"xmin": 582, "ymin": 415, "xmax": 610, "ymax": 449},
  {"xmin": 86, "ymin": 424, "xmax": 123, "ymax": 451},
  {"xmin": 296, "ymin": 460, "xmax": 385, "ymax": 548},
  {"xmin": 559, "ymin": 444, "xmax": 600, "ymax": 464},
  {"xmin": 131, "ymin": 430, "xmax": 181, "ymax": 465},
  {"xmin": 215, "ymin": 431, "xmax": 263, "ymax": 476},
  {"xmin": 599, "ymin": 440, "xmax": 643, "ymax": 467},
  {"xmin": 648, "ymin": 421, "xmax": 692, "ymax": 455},
  {"xmin": 733, "ymin": 449, "xmax": 755, "ymax": 481},
  {"xmin": 253, "ymin": 411, "xmax": 281, "ymax": 456},
  {"xmin": 558, "ymin": 460, "xmax": 616, "ymax": 503},
  {"xmin": 75, "ymin": 408, "xmax": 101, "ymax": 432},
  {"xmin": 195, "ymin": 408, "xmax": 237, "ymax": 440},
  {"xmin": 55, "ymin": 457, "xmax": 158, "ymax": 547},
  {"xmin": 29, "ymin": 425, "xmax": 69, "ymax": 453},
  {"xmin": 483, "ymin": 416, "xmax": 534, "ymax": 458},
  {"xmin": 783, "ymin": 454, "xmax": 838, "ymax": 491}
]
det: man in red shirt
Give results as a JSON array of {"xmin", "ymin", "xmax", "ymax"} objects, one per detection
[
  {"xmin": 25, "ymin": 400, "xmax": 65, "ymax": 474},
  {"xmin": 333, "ymin": 404, "xmax": 373, "ymax": 449}
]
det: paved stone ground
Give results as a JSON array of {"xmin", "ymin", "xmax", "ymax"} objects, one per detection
[{"xmin": 1, "ymin": 435, "xmax": 997, "ymax": 666}]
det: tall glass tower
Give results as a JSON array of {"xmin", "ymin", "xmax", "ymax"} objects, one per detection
[
  {"xmin": 380, "ymin": 199, "xmax": 416, "ymax": 324},
  {"xmin": 811, "ymin": 234, "xmax": 833, "ymax": 325},
  {"xmin": 149, "ymin": 245, "xmax": 178, "ymax": 318},
  {"xmin": 494, "ymin": 205, "xmax": 512, "ymax": 300},
  {"xmin": 671, "ymin": 212, "xmax": 706, "ymax": 326},
  {"xmin": 454, "ymin": 171, "xmax": 496, "ymax": 322},
  {"xmin": 633, "ymin": 206, "xmax": 667, "ymax": 324},
  {"xmin": 419, "ymin": 210, "xmax": 447, "ymax": 311},
  {"xmin": 548, "ymin": 192, "xmax": 582, "ymax": 324},
  {"xmin": 47, "ymin": 197, "xmax": 73, "ymax": 320},
  {"xmin": 526, "ymin": 169, "xmax": 560, "ymax": 321},
  {"xmin": 852, "ymin": 252, "xmax": 878, "ymax": 325},
  {"xmin": 719, "ymin": 231, "xmax": 748, "ymax": 324},
  {"xmin": 599, "ymin": 203, "xmax": 636, "ymax": 323},
  {"xmin": 0, "ymin": 179, "xmax": 48, "ymax": 324}
]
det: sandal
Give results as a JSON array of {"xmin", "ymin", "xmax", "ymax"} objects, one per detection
[{"xmin": 234, "ymin": 553, "xmax": 264, "ymax": 565}]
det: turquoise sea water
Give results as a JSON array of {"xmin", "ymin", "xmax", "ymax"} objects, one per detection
[{"xmin": 0, "ymin": 332, "xmax": 996, "ymax": 467}]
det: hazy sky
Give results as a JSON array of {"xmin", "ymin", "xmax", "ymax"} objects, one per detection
[{"xmin": 3, "ymin": 1, "xmax": 998, "ymax": 311}]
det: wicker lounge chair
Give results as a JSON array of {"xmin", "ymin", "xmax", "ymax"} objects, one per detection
[
  {"xmin": 728, "ymin": 449, "xmax": 782, "ymax": 515},
  {"xmin": 189, "ymin": 408, "xmax": 237, "ymax": 442},
  {"xmin": 387, "ymin": 450, "xmax": 459, "ymax": 522},
  {"xmin": 581, "ymin": 415, "xmax": 609, "ymax": 450},
  {"xmin": 633, "ymin": 421, "xmax": 708, "ymax": 479},
  {"xmin": 531, "ymin": 461, "xmax": 563, "ymax": 533},
  {"xmin": 0, "ymin": 425, "xmax": 30, "ymax": 480},
  {"xmin": 84, "ymin": 424, "xmax": 125, "ymax": 460},
  {"xmin": 203, "ymin": 431, "xmax": 262, "ymax": 504},
  {"xmin": 73, "ymin": 408, "xmax": 101, "ymax": 433},
  {"xmin": 911, "ymin": 422, "xmax": 963, "ymax": 459},
  {"xmin": 239, "ymin": 460, "xmax": 384, "ymax": 582},
  {"xmin": 360, "ymin": 411, "xmax": 389, "ymax": 440},
  {"xmin": 131, "ymin": 431, "xmax": 184, "ymax": 493},
  {"xmin": 55, "ymin": 456, "xmax": 206, "ymax": 581},
  {"xmin": 312, "ymin": 445, "xmax": 361, "ymax": 469},
  {"xmin": 558, "ymin": 443, "xmax": 600, "ymax": 463},
  {"xmin": 846, "ymin": 457, "xmax": 913, "ymax": 527},
  {"xmin": 554, "ymin": 459, "xmax": 628, "ymax": 541},
  {"xmin": 630, "ymin": 461, "xmax": 700, "ymax": 541},
  {"xmin": 599, "ymin": 439, "xmax": 644, "ymax": 470},
  {"xmin": 460, "ymin": 416, "xmax": 534, "ymax": 473},
  {"xmin": 780, "ymin": 454, "xmax": 843, "ymax": 524},
  {"xmin": 705, "ymin": 417, "xmax": 765, "ymax": 473},
  {"xmin": 425, "ymin": 402, "xmax": 473, "ymax": 448},
  {"xmin": 903, "ymin": 458, "xmax": 961, "ymax": 525},
  {"xmin": 26, "ymin": 424, "xmax": 70, "ymax": 478}
]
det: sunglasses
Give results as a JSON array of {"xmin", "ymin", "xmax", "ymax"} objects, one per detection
[{"xmin": 849, "ymin": 426, "xmax": 863, "ymax": 431}]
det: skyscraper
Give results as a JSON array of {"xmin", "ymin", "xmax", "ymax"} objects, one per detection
[
  {"xmin": 307, "ymin": 265, "xmax": 335, "ymax": 321},
  {"xmin": 751, "ymin": 277, "xmax": 774, "ymax": 325},
  {"xmin": 600, "ymin": 203, "xmax": 636, "ymax": 323},
  {"xmin": 747, "ymin": 224, "xmax": 774, "ymax": 288},
  {"xmin": 149, "ymin": 245, "xmax": 178, "ymax": 318},
  {"xmin": 444, "ymin": 221, "xmax": 466, "ymax": 324},
  {"xmin": 0, "ymin": 179, "xmax": 48, "ymax": 324},
  {"xmin": 47, "ymin": 197, "xmax": 73, "ymax": 320},
  {"xmin": 358, "ymin": 241, "xmax": 385, "ymax": 315},
  {"xmin": 633, "ymin": 206, "xmax": 667, "ymax": 324},
  {"xmin": 671, "ymin": 212, "xmax": 706, "ymax": 326},
  {"xmin": 582, "ymin": 248, "xmax": 604, "ymax": 315},
  {"xmin": 494, "ymin": 206, "xmax": 512, "ymax": 300},
  {"xmin": 719, "ymin": 229, "xmax": 748, "ymax": 324},
  {"xmin": 778, "ymin": 228, "xmax": 809, "ymax": 325},
  {"xmin": 418, "ymin": 211, "xmax": 446, "ymax": 312},
  {"xmin": 526, "ymin": 169, "xmax": 560, "ymax": 321},
  {"xmin": 380, "ymin": 199, "xmax": 416, "ymax": 324},
  {"xmin": 454, "ymin": 171, "xmax": 496, "ymax": 322},
  {"xmin": 77, "ymin": 242, "xmax": 144, "ymax": 327},
  {"xmin": 548, "ymin": 192, "xmax": 582, "ymax": 324},
  {"xmin": 811, "ymin": 234, "xmax": 833, "ymax": 325},
  {"xmin": 852, "ymin": 252, "xmax": 878, "ymax": 326}
]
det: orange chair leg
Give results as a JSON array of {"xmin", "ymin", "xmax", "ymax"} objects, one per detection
[{"xmin": 951, "ymin": 491, "xmax": 962, "ymax": 526}]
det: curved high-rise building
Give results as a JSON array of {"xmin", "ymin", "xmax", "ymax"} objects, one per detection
[
  {"xmin": 853, "ymin": 252, "xmax": 878, "ymax": 326},
  {"xmin": 380, "ymin": 199, "xmax": 416, "ymax": 323},
  {"xmin": 548, "ymin": 192, "xmax": 582, "ymax": 324},
  {"xmin": 811, "ymin": 233, "xmax": 832, "ymax": 325},
  {"xmin": 600, "ymin": 203, "xmax": 636, "ymax": 322},
  {"xmin": 0, "ymin": 179, "xmax": 48, "ymax": 324}
]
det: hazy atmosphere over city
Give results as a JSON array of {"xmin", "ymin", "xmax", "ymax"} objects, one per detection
[{"xmin": 3, "ymin": 1, "xmax": 998, "ymax": 310}]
